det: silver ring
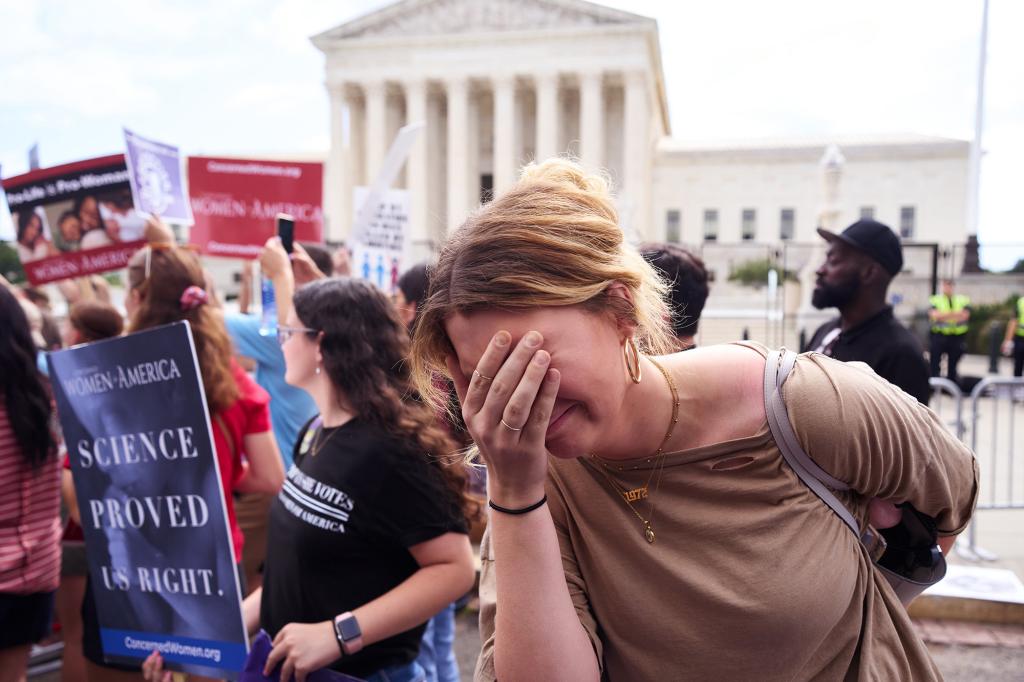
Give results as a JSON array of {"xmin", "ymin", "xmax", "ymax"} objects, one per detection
[
  {"xmin": 474, "ymin": 370, "xmax": 494, "ymax": 382},
  {"xmin": 500, "ymin": 419, "xmax": 522, "ymax": 432}
]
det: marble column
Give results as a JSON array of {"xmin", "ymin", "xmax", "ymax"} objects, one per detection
[
  {"xmin": 349, "ymin": 90, "xmax": 366, "ymax": 189},
  {"xmin": 446, "ymin": 77, "xmax": 471, "ymax": 232},
  {"xmin": 534, "ymin": 72, "xmax": 559, "ymax": 162},
  {"xmin": 622, "ymin": 70, "xmax": 651, "ymax": 237},
  {"xmin": 492, "ymin": 75, "xmax": 517, "ymax": 196},
  {"xmin": 579, "ymin": 70, "xmax": 604, "ymax": 169},
  {"xmin": 364, "ymin": 80, "xmax": 388, "ymax": 183},
  {"xmin": 404, "ymin": 79, "xmax": 430, "ymax": 250},
  {"xmin": 340, "ymin": 89, "xmax": 360, "ymax": 236},
  {"xmin": 324, "ymin": 85, "xmax": 348, "ymax": 241}
]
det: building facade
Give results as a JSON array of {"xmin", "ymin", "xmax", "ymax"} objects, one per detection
[
  {"xmin": 313, "ymin": 0, "xmax": 969, "ymax": 256},
  {"xmin": 655, "ymin": 135, "xmax": 969, "ymax": 247}
]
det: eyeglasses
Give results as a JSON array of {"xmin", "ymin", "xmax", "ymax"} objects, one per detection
[
  {"xmin": 141, "ymin": 242, "xmax": 175, "ymax": 282},
  {"xmin": 277, "ymin": 325, "xmax": 318, "ymax": 345}
]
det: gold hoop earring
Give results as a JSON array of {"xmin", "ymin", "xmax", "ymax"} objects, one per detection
[{"xmin": 623, "ymin": 337, "xmax": 642, "ymax": 384}]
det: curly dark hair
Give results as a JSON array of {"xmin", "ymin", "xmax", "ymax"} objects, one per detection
[
  {"xmin": 293, "ymin": 278, "xmax": 474, "ymax": 520},
  {"xmin": 0, "ymin": 287, "xmax": 56, "ymax": 468}
]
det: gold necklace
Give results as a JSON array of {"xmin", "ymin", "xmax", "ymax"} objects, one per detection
[
  {"xmin": 311, "ymin": 421, "xmax": 341, "ymax": 457},
  {"xmin": 591, "ymin": 357, "xmax": 679, "ymax": 543}
]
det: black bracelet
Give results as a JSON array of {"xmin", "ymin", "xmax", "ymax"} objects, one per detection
[{"xmin": 488, "ymin": 495, "xmax": 547, "ymax": 515}]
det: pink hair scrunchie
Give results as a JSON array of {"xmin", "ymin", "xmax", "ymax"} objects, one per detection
[{"xmin": 180, "ymin": 285, "xmax": 209, "ymax": 311}]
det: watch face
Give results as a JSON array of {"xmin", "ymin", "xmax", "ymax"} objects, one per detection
[{"xmin": 338, "ymin": 616, "xmax": 361, "ymax": 641}]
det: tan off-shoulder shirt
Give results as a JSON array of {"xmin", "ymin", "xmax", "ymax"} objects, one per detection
[{"xmin": 475, "ymin": 347, "xmax": 979, "ymax": 681}]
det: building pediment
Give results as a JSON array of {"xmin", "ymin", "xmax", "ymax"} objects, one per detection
[{"xmin": 312, "ymin": 0, "xmax": 652, "ymax": 46}]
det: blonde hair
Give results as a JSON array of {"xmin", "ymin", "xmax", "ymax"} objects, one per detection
[{"xmin": 410, "ymin": 157, "xmax": 671, "ymax": 412}]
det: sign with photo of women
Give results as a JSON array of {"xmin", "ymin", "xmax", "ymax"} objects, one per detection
[
  {"xmin": 123, "ymin": 128, "xmax": 193, "ymax": 224},
  {"xmin": 0, "ymin": 155, "xmax": 148, "ymax": 285},
  {"xmin": 47, "ymin": 322, "xmax": 248, "ymax": 678},
  {"xmin": 187, "ymin": 156, "xmax": 323, "ymax": 258}
]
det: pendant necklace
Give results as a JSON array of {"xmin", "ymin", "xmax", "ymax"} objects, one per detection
[{"xmin": 591, "ymin": 357, "xmax": 679, "ymax": 544}]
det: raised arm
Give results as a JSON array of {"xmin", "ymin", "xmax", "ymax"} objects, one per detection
[
  {"xmin": 449, "ymin": 331, "xmax": 600, "ymax": 682},
  {"xmin": 258, "ymin": 237, "xmax": 295, "ymax": 328}
]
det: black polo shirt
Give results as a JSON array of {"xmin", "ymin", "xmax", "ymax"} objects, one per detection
[{"xmin": 805, "ymin": 306, "xmax": 931, "ymax": 405}]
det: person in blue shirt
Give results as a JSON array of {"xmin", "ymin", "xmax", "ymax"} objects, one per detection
[
  {"xmin": 227, "ymin": 240, "xmax": 331, "ymax": 593},
  {"xmin": 229, "ymin": 242, "xmax": 332, "ymax": 464}
]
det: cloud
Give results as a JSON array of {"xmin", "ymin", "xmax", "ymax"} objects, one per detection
[
  {"xmin": 0, "ymin": 52, "xmax": 161, "ymax": 117},
  {"xmin": 604, "ymin": 0, "xmax": 1022, "ymax": 256},
  {"xmin": 1, "ymin": 0, "xmax": 1020, "ymax": 263}
]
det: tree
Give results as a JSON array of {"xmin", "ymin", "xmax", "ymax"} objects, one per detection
[
  {"xmin": 727, "ymin": 258, "xmax": 797, "ymax": 288},
  {"xmin": 0, "ymin": 242, "xmax": 26, "ymax": 284}
]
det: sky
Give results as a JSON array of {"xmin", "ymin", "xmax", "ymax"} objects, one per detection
[{"xmin": 1, "ymin": 0, "xmax": 1021, "ymax": 268}]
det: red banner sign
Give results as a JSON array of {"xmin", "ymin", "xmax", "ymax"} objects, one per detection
[
  {"xmin": 2, "ymin": 155, "xmax": 147, "ymax": 285},
  {"xmin": 22, "ymin": 240, "xmax": 144, "ymax": 284},
  {"xmin": 187, "ymin": 157, "xmax": 323, "ymax": 258}
]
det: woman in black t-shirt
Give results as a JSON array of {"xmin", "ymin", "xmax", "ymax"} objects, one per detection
[{"xmin": 245, "ymin": 277, "xmax": 474, "ymax": 682}]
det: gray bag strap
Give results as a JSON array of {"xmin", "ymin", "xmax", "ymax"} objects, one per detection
[{"xmin": 764, "ymin": 349, "xmax": 861, "ymax": 537}]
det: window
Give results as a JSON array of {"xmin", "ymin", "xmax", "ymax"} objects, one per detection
[
  {"xmin": 703, "ymin": 209, "xmax": 719, "ymax": 242},
  {"xmin": 665, "ymin": 209, "xmax": 681, "ymax": 243},
  {"xmin": 741, "ymin": 209, "xmax": 757, "ymax": 241},
  {"xmin": 780, "ymin": 208, "xmax": 795, "ymax": 241},
  {"xmin": 860, "ymin": 206, "xmax": 875, "ymax": 219},
  {"xmin": 899, "ymin": 206, "xmax": 915, "ymax": 239}
]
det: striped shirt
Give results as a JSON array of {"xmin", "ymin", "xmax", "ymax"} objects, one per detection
[{"xmin": 0, "ymin": 401, "xmax": 60, "ymax": 594}]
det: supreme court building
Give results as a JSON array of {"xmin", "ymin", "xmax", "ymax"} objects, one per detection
[{"xmin": 312, "ymin": 0, "xmax": 969, "ymax": 257}]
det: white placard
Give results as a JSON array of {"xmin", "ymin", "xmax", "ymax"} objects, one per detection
[
  {"xmin": 351, "ymin": 186, "xmax": 410, "ymax": 295},
  {"xmin": 350, "ymin": 121, "xmax": 424, "ymax": 245}
]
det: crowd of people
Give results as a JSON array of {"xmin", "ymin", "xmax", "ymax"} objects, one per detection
[{"xmin": 0, "ymin": 155, "xmax": 1008, "ymax": 681}]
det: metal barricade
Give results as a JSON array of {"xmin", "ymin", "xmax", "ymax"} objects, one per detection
[
  {"xmin": 929, "ymin": 377, "xmax": 965, "ymax": 441},
  {"xmin": 927, "ymin": 378, "xmax": 986, "ymax": 561},
  {"xmin": 960, "ymin": 376, "xmax": 1024, "ymax": 561}
]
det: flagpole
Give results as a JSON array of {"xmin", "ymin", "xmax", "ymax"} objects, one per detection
[{"xmin": 966, "ymin": 0, "xmax": 989, "ymax": 244}]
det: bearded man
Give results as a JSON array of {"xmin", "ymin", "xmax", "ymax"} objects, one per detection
[{"xmin": 805, "ymin": 219, "xmax": 931, "ymax": 405}]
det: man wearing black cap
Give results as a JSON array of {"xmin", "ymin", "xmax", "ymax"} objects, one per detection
[{"xmin": 804, "ymin": 218, "xmax": 931, "ymax": 405}]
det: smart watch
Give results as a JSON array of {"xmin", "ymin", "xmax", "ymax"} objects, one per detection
[{"xmin": 333, "ymin": 611, "xmax": 363, "ymax": 656}]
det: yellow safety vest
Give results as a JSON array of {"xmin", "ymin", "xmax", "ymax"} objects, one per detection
[
  {"xmin": 1017, "ymin": 297, "xmax": 1024, "ymax": 337},
  {"xmin": 930, "ymin": 294, "xmax": 970, "ymax": 335}
]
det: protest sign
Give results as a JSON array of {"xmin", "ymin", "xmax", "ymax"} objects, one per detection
[
  {"xmin": 351, "ymin": 186, "xmax": 409, "ymax": 295},
  {"xmin": 188, "ymin": 156, "xmax": 323, "ymax": 258},
  {"xmin": 1, "ymin": 155, "xmax": 147, "ymax": 285},
  {"xmin": 350, "ymin": 121, "xmax": 423, "ymax": 246},
  {"xmin": 48, "ymin": 322, "xmax": 248, "ymax": 678},
  {"xmin": 124, "ymin": 128, "xmax": 192, "ymax": 224}
]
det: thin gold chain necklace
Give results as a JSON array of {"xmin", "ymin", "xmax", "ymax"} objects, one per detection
[
  {"xmin": 311, "ymin": 422, "xmax": 341, "ymax": 457},
  {"xmin": 591, "ymin": 357, "xmax": 679, "ymax": 543}
]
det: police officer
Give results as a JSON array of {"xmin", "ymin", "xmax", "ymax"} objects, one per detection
[
  {"xmin": 929, "ymin": 279, "xmax": 971, "ymax": 383},
  {"xmin": 1002, "ymin": 295, "xmax": 1024, "ymax": 379}
]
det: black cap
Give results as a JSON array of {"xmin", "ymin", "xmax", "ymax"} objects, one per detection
[{"xmin": 817, "ymin": 219, "xmax": 903, "ymax": 276}]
